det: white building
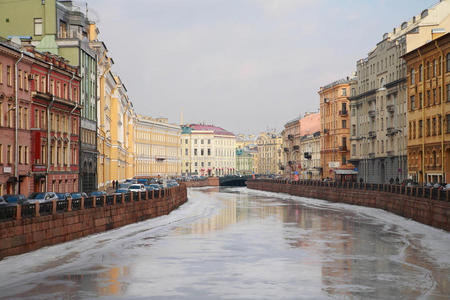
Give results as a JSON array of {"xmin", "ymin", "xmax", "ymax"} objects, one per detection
[{"xmin": 181, "ymin": 124, "xmax": 236, "ymax": 176}]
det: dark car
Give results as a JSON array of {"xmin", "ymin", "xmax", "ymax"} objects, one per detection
[
  {"xmin": 137, "ymin": 178, "xmax": 148, "ymax": 185},
  {"xmin": 70, "ymin": 192, "xmax": 88, "ymax": 200},
  {"xmin": 114, "ymin": 188, "xmax": 129, "ymax": 195},
  {"xmin": 56, "ymin": 193, "xmax": 71, "ymax": 200},
  {"xmin": 90, "ymin": 191, "xmax": 107, "ymax": 198},
  {"xmin": 27, "ymin": 192, "xmax": 58, "ymax": 204},
  {"xmin": 3, "ymin": 194, "xmax": 28, "ymax": 205}
]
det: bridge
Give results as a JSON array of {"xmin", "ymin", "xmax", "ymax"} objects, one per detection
[{"xmin": 219, "ymin": 175, "xmax": 252, "ymax": 186}]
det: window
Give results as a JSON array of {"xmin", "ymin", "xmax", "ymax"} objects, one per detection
[
  {"xmin": 427, "ymin": 90, "xmax": 431, "ymax": 106},
  {"xmin": 185, "ymin": 139, "xmax": 188, "ymax": 144},
  {"xmin": 185, "ymin": 149, "xmax": 188, "ymax": 155},
  {"xmin": 24, "ymin": 107, "xmax": 28, "ymax": 129},
  {"xmin": 410, "ymin": 68, "xmax": 415, "ymax": 84},
  {"xmin": 419, "ymin": 64, "xmax": 423, "ymax": 81},
  {"xmin": 207, "ymin": 148, "xmax": 211, "ymax": 156},
  {"xmin": 426, "ymin": 118, "xmax": 430, "ymax": 136},
  {"xmin": 18, "ymin": 146, "xmax": 22, "ymax": 164},
  {"xmin": 410, "ymin": 95, "xmax": 415, "ymax": 111},
  {"xmin": 7, "ymin": 145, "xmax": 11, "ymax": 164},
  {"xmin": 447, "ymin": 53, "xmax": 450, "ymax": 73},
  {"xmin": 447, "ymin": 114, "xmax": 450, "ymax": 133},
  {"xmin": 433, "ymin": 88, "xmax": 436, "ymax": 105},
  {"xmin": 208, "ymin": 139, "xmax": 211, "ymax": 144},
  {"xmin": 447, "ymin": 84, "xmax": 450, "ymax": 102},
  {"xmin": 201, "ymin": 139, "xmax": 204, "ymax": 144},
  {"xmin": 18, "ymin": 70, "xmax": 22, "ymax": 89},
  {"xmin": 56, "ymin": 81, "xmax": 60, "ymax": 97},
  {"xmin": 439, "ymin": 115, "xmax": 442, "ymax": 135},
  {"xmin": 419, "ymin": 93, "xmax": 422, "ymax": 108},
  {"xmin": 194, "ymin": 139, "xmax": 197, "ymax": 144},
  {"xmin": 419, "ymin": 120, "xmax": 422, "ymax": 138},
  {"xmin": 194, "ymin": 148, "xmax": 197, "ymax": 155},
  {"xmin": 439, "ymin": 87, "xmax": 442, "ymax": 104},
  {"xmin": 352, "ymin": 124, "xmax": 356, "ymax": 136},
  {"xmin": 439, "ymin": 56, "xmax": 442, "ymax": 75},
  {"xmin": 7, "ymin": 65, "xmax": 11, "ymax": 86},
  {"xmin": 342, "ymin": 88, "xmax": 347, "ymax": 96},
  {"xmin": 201, "ymin": 149, "xmax": 204, "ymax": 156},
  {"xmin": 34, "ymin": 18, "xmax": 43, "ymax": 36},
  {"xmin": 342, "ymin": 120, "xmax": 347, "ymax": 128},
  {"xmin": 433, "ymin": 59, "xmax": 436, "ymax": 77},
  {"xmin": 427, "ymin": 62, "xmax": 430, "ymax": 79},
  {"xmin": 432, "ymin": 118, "xmax": 436, "ymax": 136},
  {"xmin": 41, "ymin": 76, "xmax": 46, "ymax": 93},
  {"xmin": 50, "ymin": 79, "xmax": 54, "ymax": 95},
  {"xmin": 24, "ymin": 72, "xmax": 28, "ymax": 91}
]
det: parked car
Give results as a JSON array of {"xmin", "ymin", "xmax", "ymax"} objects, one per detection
[
  {"xmin": 90, "ymin": 191, "xmax": 107, "ymax": 199},
  {"xmin": 137, "ymin": 178, "xmax": 148, "ymax": 185},
  {"xmin": 114, "ymin": 188, "xmax": 129, "ymax": 195},
  {"xmin": 70, "ymin": 192, "xmax": 88, "ymax": 200},
  {"xmin": 128, "ymin": 184, "xmax": 146, "ymax": 192},
  {"xmin": 27, "ymin": 192, "xmax": 58, "ymax": 204},
  {"xmin": 118, "ymin": 183, "xmax": 131, "ymax": 189},
  {"xmin": 148, "ymin": 184, "xmax": 161, "ymax": 191},
  {"xmin": 167, "ymin": 180, "xmax": 179, "ymax": 188},
  {"xmin": 443, "ymin": 184, "xmax": 450, "ymax": 191},
  {"xmin": 56, "ymin": 193, "xmax": 71, "ymax": 201},
  {"xmin": 3, "ymin": 194, "xmax": 28, "ymax": 205}
]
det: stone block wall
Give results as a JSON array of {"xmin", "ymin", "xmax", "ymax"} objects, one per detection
[
  {"xmin": 247, "ymin": 180, "xmax": 450, "ymax": 231},
  {"xmin": 183, "ymin": 177, "xmax": 219, "ymax": 187},
  {"xmin": 0, "ymin": 185, "xmax": 188, "ymax": 259}
]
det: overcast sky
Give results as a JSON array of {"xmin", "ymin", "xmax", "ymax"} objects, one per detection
[{"xmin": 87, "ymin": 0, "xmax": 436, "ymax": 135}]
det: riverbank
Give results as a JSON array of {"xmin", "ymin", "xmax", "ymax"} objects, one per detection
[
  {"xmin": 247, "ymin": 179, "xmax": 450, "ymax": 231},
  {"xmin": 0, "ymin": 185, "xmax": 188, "ymax": 259}
]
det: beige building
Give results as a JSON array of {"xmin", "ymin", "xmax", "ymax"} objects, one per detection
[
  {"xmin": 181, "ymin": 124, "xmax": 236, "ymax": 176},
  {"xmin": 282, "ymin": 117, "xmax": 301, "ymax": 178},
  {"xmin": 300, "ymin": 132, "xmax": 321, "ymax": 180},
  {"xmin": 256, "ymin": 132, "xmax": 284, "ymax": 175},
  {"xmin": 349, "ymin": 0, "xmax": 450, "ymax": 184},
  {"xmin": 134, "ymin": 116, "xmax": 181, "ymax": 178}
]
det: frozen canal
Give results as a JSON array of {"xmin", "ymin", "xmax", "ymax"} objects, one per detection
[{"xmin": 0, "ymin": 187, "xmax": 450, "ymax": 299}]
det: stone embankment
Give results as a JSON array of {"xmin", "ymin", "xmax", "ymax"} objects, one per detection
[
  {"xmin": 247, "ymin": 179, "xmax": 450, "ymax": 231},
  {"xmin": 183, "ymin": 177, "xmax": 219, "ymax": 187},
  {"xmin": 0, "ymin": 185, "xmax": 188, "ymax": 259}
]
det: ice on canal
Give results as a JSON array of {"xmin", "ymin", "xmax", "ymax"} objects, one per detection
[{"xmin": 0, "ymin": 187, "xmax": 449, "ymax": 299}]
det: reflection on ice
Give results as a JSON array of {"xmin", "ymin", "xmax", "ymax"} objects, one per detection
[{"xmin": 0, "ymin": 186, "xmax": 449, "ymax": 299}]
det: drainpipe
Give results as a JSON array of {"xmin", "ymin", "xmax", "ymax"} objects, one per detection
[
  {"xmin": 14, "ymin": 51, "xmax": 24, "ymax": 194},
  {"xmin": 46, "ymin": 65, "xmax": 53, "ymax": 192},
  {"xmin": 435, "ymin": 41, "xmax": 445, "ymax": 183},
  {"xmin": 418, "ymin": 49, "xmax": 425, "ymax": 184},
  {"xmin": 68, "ymin": 72, "xmax": 76, "ymax": 174}
]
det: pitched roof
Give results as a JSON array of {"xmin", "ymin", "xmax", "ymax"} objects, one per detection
[{"xmin": 189, "ymin": 124, "xmax": 235, "ymax": 136}]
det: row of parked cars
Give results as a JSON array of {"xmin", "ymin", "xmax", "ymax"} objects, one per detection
[{"xmin": 0, "ymin": 178, "xmax": 181, "ymax": 207}]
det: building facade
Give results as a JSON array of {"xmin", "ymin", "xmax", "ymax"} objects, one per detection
[
  {"xmin": 348, "ymin": 2, "xmax": 450, "ymax": 184},
  {"xmin": 134, "ymin": 115, "xmax": 181, "ymax": 178},
  {"xmin": 282, "ymin": 117, "xmax": 301, "ymax": 178},
  {"xmin": 300, "ymin": 131, "xmax": 321, "ymax": 180},
  {"xmin": 236, "ymin": 147, "xmax": 256, "ymax": 175},
  {"xmin": 0, "ymin": 0, "xmax": 98, "ymax": 192},
  {"xmin": 30, "ymin": 50, "xmax": 81, "ymax": 193},
  {"xmin": 0, "ymin": 41, "xmax": 34, "ymax": 195},
  {"xmin": 181, "ymin": 124, "xmax": 236, "ymax": 176},
  {"xmin": 403, "ymin": 32, "xmax": 450, "ymax": 184},
  {"xmin": 319, "ymin": 78, "xmax": 354, "ymax": 180},
  {"xmin": 256, "ymin": 131, "xmax": 283, "ymax": 175}
]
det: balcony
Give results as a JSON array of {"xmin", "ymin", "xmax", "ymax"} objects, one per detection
[
  {"xmin": 368, "ymin": 152, "xmax": 375, "ymax": 159},
  {"xmin": 287, "ymin": 134, "xmax": 294, "ymax": 140},
  {"xmin": 368, "ymin": 109, "xmax": 376, "ymax": 118},
  {"xmin": 338, "ymin": 145, "xmax": 347, "ymax": 152},
  {"xmin": 368, "ymin": 131, "xmax": 376, "ymax": 138},
  {"xmin": 293, "ymin": 145, "xmax": 300, "ymax": 151},
  {"xmin": 386, "ymin": 127, "xmax": 396, "ymax": 136},
  {"xmin": 339, "ymin": 110, "xmax": 348, "ymax": 116},
  {"xmin": 387, "ymin": 104, "xmax": 395, "ymax": 113}
]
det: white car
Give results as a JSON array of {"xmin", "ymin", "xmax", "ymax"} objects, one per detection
[{"xmin": 128, "ymin": 184, "xmax": 146, "ymax": 192}]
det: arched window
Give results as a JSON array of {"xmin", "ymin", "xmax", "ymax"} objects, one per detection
[{"xmin": 447, "ymin": 53, "xmax": 450, "ymax": 73}]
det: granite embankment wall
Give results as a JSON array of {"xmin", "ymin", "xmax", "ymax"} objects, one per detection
[
  {"xmin": 184, "ymin": 177, "xmax": 219, "ymax": 187},
  {"xmin": 0, "ymin": 185, "xmax": 188, "ymax": 259},
  {"xmin": 247, "ymin": 180, "xmax": 450, "ymax": 231}
]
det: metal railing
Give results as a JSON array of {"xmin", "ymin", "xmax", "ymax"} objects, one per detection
[{"xmin": 0, "ymin": 185, "xmax": 184, "ymax": 222}]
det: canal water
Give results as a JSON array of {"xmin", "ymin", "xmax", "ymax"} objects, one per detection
[{"xmin": 0, "ymin": 187, "xmax": 449, "ymax": 299}]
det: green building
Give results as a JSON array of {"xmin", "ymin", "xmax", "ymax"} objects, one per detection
[
  {"xmin": 236, "ymin": 148, "xmax": 256, "ymax": 175},
  {"xmin": 0, "ymin": 0, "xmax": 98, "ymax": 192}
]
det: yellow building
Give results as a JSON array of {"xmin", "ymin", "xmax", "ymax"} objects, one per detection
[
  {"xmin": 256, "ymin": 132, "xmax": 284, "ymax": 175},
  {"xmin": 404, "ymin": 32, "xmax": 450, "ymax": 183},
  {"xmin": 134, "ymin": 115, "xmax": 181, "ymax": 177}
]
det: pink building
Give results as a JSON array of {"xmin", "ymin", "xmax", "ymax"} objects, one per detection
[{"xmin": 0, "ymin": 41, "xmax": 34, "ymax": 195}]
